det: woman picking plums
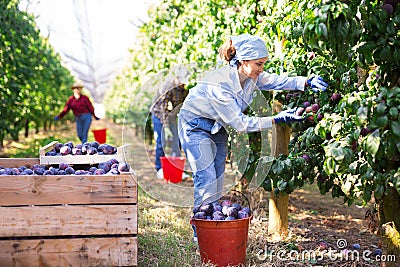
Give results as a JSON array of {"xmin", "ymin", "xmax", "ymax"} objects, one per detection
[{"xmin": 178, "ymin": 34, "xmax": 327, "ymax": 241}]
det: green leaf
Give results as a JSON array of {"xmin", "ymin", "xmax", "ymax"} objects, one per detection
[
  {"xmin": 376, "ymin": 102, "xmax": 386, "ymax": 115},
  {"xmin": 331, "ymin": 122, "xmax": 342, "ymax": 137},
  {"xmin": 389, "ymin": 107, "xmax": 399, "ymax": 119},
  {"xmin": 364, "ymin": 129, "xmax": 381, "ymax": 157},
  {"xmin": 374, "ymin": 185, "xmax": 384, "ymax": 199},
  {"xmin": 376, "ymin": 115, "xmax": 388, "ymax": 128},
  {"xmin": 356, "ymin": 107, "xmax": 368, "ymax": 125},
  {"xmin": 319, "ymin": 23, "xmax": 328, "ymax": 39},
  {"xmin": 391, "ymin": 121, "xmax": 400, "ymax": 137},
  {"xmin": 277, "ymin": 180, "xmax": 287, "ymax": 191}
]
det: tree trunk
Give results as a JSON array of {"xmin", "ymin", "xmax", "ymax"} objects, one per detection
[
  {"xmin": 378, "ymin": 187, "xmax": 400, "ymax": 267},
  {"xmin": 268, "ymin": 101, "xmax": 290, "ymax": 239}
]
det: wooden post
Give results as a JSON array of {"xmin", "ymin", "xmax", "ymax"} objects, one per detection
[
  {"xmin": 268, "ymin": 101, "xmax": 290, "ymax": 239},
  {"xmin": 268, "ymin": 3, "xmax": 290, "ymax": 238}
]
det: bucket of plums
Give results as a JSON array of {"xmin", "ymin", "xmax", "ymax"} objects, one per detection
[{"xmin": 190, "ymin": 190, "xmax": 252, "ymax": 267}]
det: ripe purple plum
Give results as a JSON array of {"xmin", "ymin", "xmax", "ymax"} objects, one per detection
[
  {"xmin": 18, "ymin": 166, "xmax": 27, "ymax": 172},
  {"xmin": 90, "ymin": 141, "xmax": 100, "ymax": 148},
  {"xmin": 54, "ymin": 142, "xmax": 63, "ymax": 153},
  {"xmin": 382, "ymin": 3, "xmax": 394, "ymax": 14},
  {"xmin": 330, "ymin": 93, "xmax": 341, "ymax": 103},
  {"xmin": 87, "ymin": 146, "xmax": 97, "ymax": 155},
  {"xmin": 49, "ymin": 167, "xmax": 59, "ymax": 175},
  {"xmin": 241, "ymin": 207, "xmax": 251, "ymax": 216},
  {"xmin": 64, "ymin": 141, "xmax": 74, "ymax": 149},
  {"xmin": 71, "ymin": 147, "xmax": 82, "ymax": 155},
  {"xmin": 60, "ymin": 146, "xmax": 72, "ymax": 156},
  {"xmin": 212, "ymin": 204, "xmax": 222, "ymax": 212},
  {"xmin": 226, "ymin": 207, "xmax": 238, "ymax": 218},
  {"xmin": 59, "ymin": 162, "xmax": 69, "ymax": 170},
  {"xmin": 118, "ymin": 162, "xmax": 130, "ymax": 172},
  {"xmin": 302, "ymin": 154, "xmax": 311, "ymax": 163},
  {"xmin": 81, "ymin": 145, "xmax": 89, "ymax": 155},
  {"xmin": 34, "ymin": 167, "xmax": 45, "ymax": 175},
  {"xmin": 65, "ymin": 166, "xmax": 75, "ymax": 175},
  {"xmin": 199, "ymin": 204, "xmax": 213, "ymax": 215},
  {"xmin": 238, "ymin": 210, "xmax": 250, "ymax": 219},
  {"xmin": 311, "ymin": 103, "xmax": 320, "ymax": 112},
  {"xmin": 98, "ymin": 162, "xmax": 111, "ymax": 173},
  {"xmin": 45, "ymin": 150, "xmax": 57, "ymax": 156},
  {"xmin": 109, "ymin": 158, "xmax": 119, "ymax": 165},
  {"xmin": 193, "ymin": 211, "xmax": 207, "ymax": 219},
  {"xmin": 232, "ymin": 203, "xmax": 241, "ymax": 210},
  {"xmin": 22, "ymin": 169, "xmax": 34, "ymax": 175},
  {"xmin": 361, "ymin": 127, "xmax": 371, "ymax": 137}
]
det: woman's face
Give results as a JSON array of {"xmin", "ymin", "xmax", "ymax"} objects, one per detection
[
  {"xmin": 238, "ymin": 57, "xmax": 268, "ymax": 80},
  {"xmin": 72, "ymin": 87, "xmax": 82, "ymax": 95}
]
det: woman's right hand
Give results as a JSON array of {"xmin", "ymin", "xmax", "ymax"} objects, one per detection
[
  {"xmin": 273, "ymin": 108, "xmax": 304, "ymax": 124},
  {"xmin": 54, "ymin": 116, "xmax": 59, "ymax": 121}
]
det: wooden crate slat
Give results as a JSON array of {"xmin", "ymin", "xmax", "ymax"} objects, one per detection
[
  {"xmin": 0, "ymin": 158, "xmax": 39, "ymax": 168},
  {"xmin": 0, "ymin": 174, "xmax": 137, "ymax": 206},
  {"xmin": 0, "ymin": 237, "xmax": 137, "ymax": 266},
  {"xmin": 0, "ymin": 205, "xmax": 137, "ymax": 237}
]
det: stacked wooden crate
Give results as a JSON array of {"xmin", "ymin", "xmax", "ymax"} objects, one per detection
[{"xmin": 0, "ymin": 143, "xmax": 137, "ymax": 266}]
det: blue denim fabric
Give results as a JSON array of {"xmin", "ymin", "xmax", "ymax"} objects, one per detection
[
  {"xmin": 167, "ymin": 114, "xmax": 182, "ymax": 157},
  {"xmin": 179, "ymin": 115, "xmax": 228, "ymax": 206},
  {"xmin": 152, "ymin": 113, "xmax": 182, "ymax": 171},
  {"xmin": 152, "ymin": 114, "xmax": 164, "ymax": 171},
  {"xmin": 75, "ymin": 112, "xmax": 92, "ymax": 144}
]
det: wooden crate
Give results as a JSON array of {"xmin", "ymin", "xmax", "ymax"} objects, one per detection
[
  {"xmin": 39, "ymin": 141, "xmax": 130, "ymax": 165},
  {"xmin": 0, "ymin": 158, "xmax": 137, "ymax": 266}
]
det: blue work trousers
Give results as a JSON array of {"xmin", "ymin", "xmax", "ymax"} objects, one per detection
[
  {"xmin": 75, "ymin": 112, "xmax": 92, "ymax": 144},
  {"xmin": 178, "ymin": 115, "xmax": 228, "ymax": 206}
]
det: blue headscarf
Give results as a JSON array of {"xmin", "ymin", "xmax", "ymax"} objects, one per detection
[{"xmin": 229, "ymin": 34, "xmax": 269, "ymax": 67}]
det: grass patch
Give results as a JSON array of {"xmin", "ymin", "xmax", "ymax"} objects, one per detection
[{"xmin": 137, "ymin": 186, "xmax": 204, "ymax": 266}]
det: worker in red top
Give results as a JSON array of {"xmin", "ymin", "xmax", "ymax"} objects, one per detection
[{"xmin": 55, "ymin": 83, "xmax": 99, "ymax": 143}]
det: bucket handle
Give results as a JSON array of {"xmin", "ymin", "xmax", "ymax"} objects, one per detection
[{"xmin": 197, "ymin": 189, "xmax": 252, "ymax": 212}]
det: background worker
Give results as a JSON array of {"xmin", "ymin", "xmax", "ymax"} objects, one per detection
[
  {"xmin": 55, "ymin": 83, "xmax": 99, "ymax": 144},
  {"xmin": 150, "ymin": 76, "xmax": 188, "ymax": 179}
]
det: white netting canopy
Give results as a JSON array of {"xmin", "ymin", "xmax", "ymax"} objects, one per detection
[{"xmin": 20, "ymin": 0, "xmax": 158, "ymax": 104}]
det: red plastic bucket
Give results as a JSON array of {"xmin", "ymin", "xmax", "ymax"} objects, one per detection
[
  {"xmin": 191, "ymin": 217, "xmax": 251, "ymax": 266},
  {"xmin": 160, "ymin": 156, "xmax": 185, "ymax": 183},
  {"xmin": 92, "ymin": 128, "xmax": 107, "ymax": 144}
]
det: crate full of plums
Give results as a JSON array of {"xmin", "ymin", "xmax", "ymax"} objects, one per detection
[
  {"xmin": 0, "ymin": 157, "xmax": 137, "ymax": 266},
  {"xmin": 39, "ymin": 140, "xmax": 130, "ymax": 165}
]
